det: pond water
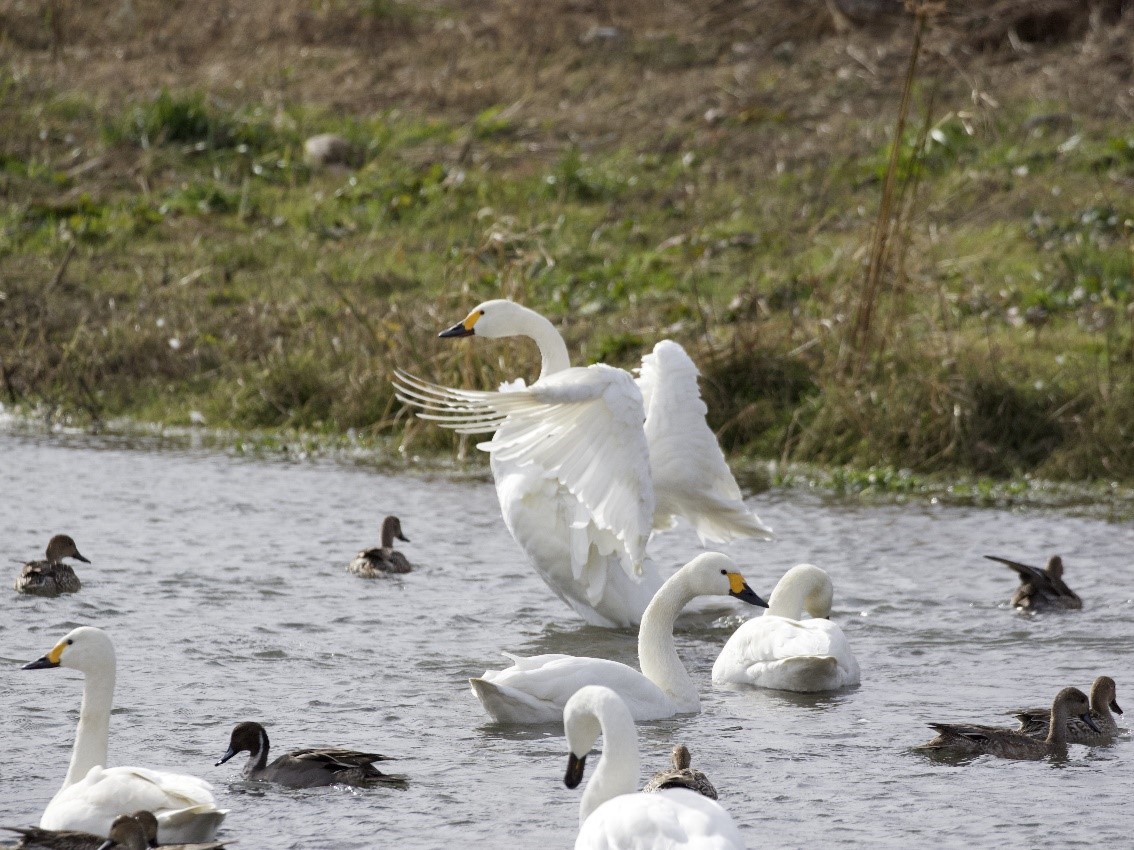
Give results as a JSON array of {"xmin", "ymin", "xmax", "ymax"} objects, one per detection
[{"xmin": 1, "ymin": 428, "xmax": 1131, "ymax": 849}]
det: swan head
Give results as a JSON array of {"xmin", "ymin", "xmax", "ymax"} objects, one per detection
[
  {"xmin": 678, "ymin": 552, "xmax": 769, "ymax": 608},
  {"xmin": 563, "ymin": 685, "xmax": 631, "ymax": 789},
  {"xmin": 1091, "ymin": 676, "xmax": 1122, "ymax": 715},
  {"xmin": 767, "ymin": 563, "xmax": 834, "ymax": 619},
  {"xmin": 216, "ymin": 721, "xmax": 270, "ymax": 766},
  {"xmin": 438, "ymin": 299, "xmax": 538, "ymax": 340},
  {"xmin": 97, "ymin": 814, "xmax": 149, "ymax": 850},
  {"xmin": 45, "ymin": 534, "xmax": 90, "ymax": 564},
  {"xmin": 22, "ymin": 626, "xmax": 114, "ymax": 673}
]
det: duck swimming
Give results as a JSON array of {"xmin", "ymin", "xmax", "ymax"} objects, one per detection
[
  {"xmin": 916, "ymin": 686, "xmax": 1098, "ymax": 760},
  {"xmin": 347, "ymin": 515, "xmax": 412, "ymax": 576},
  {"xmin": 1012, "ymin": 675, "xmax": 1122, "ymax": 745},
  {"xmin": 14, "ymin": 535, "xmax": 90, "ymax": 597},
  {"xmin": 985, "ymin": 554, "xmax": 1082, "ymax": 611},
  {"xmin": 469, "ymin": 552, "xmax": 767, "ymax": 724},
  {"xmin": 94, "ymin": 815, "xmax": 225, "ymax": 850},
  {"xmin": 21, "ymin": 627, "xmax": 226, "ymax": 843},
  {"xmin": 563, "ymin": 686, "xmax": 744, "ymax": 850},
  {"xmin": 216, "ymin": 721, "xmax": 403, "ymax": 789},
  {"xmin": 393, "ymin": 299, "xmax": 773, "ymax": 628},
  {"xmin": 712, "ymin": 564, "xmax": 859, "ymax": 693},
  {"xmin": 642, "ymin": 744, "xmax": 718, "ymax": 800}
]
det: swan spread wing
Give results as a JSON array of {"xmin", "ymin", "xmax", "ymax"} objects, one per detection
[
  {"xmin": 635, "ymin": 341, "xmax": 772, "ymax": 544},
  {"xmin": 395, "ymin": 366, "xmax": 655, "ymax": 570},
  {"xmin": 578, "ymin": 789, "xmax": 745, "ymax": 850}
]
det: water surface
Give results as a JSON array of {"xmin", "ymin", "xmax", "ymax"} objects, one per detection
[{"xmin": 2, "ymin": 430, "xmax": 1131, "ymax": 848}]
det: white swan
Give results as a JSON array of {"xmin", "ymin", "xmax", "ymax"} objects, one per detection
[
  {"xmin": 469, "ymin": 552, "xmax": 767, "ymax": 723},
  {"xmin": 563, "ymin": 685, "xmax": 745, "ymax": 850},
  {"xmin": 21, "ymin": 627, "xmax": 226, "ymax": 842},
  {"xmin": 712, "ymin": 564, "xmax": 860, "ymax": 692},
  {"xmin": 393, "ymin": 299, "xmax": 772, "ymax": 628}
]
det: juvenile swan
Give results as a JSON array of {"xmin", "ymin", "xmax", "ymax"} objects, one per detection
[
  {"xmin": 1012, "ymin": 675, "xmax": 1122, "ymax": 744},
  {"xmin": 470, "ymin": 553, "xmax": 767, "ymax": 724},
  {"xmin": 216, "ymin": 721, "xmax": 402, "ymax": 788},
  {"xmin": 95, "ymin": 814, "xmax": 225, "ymax": 850},
  {"xmin": 393, "ymin": 299, "xmax": 773, "ymax": 628},
  {"xmin": 347, "ymin": 515, "xmax": 412, "ymax": 576},
  {"xmin": 712, "ymin": 564, "xmax": 859, "ymax": 692},
  {"xmin": 916, "ymin": 687, "xmax": 1098, "ymax": 760},
  {"xmin": 642, "ymin": 744, "xmax": 718, "ymax": 800},
  {"xmin": 985, "ymin": 554, "xmax": 1082, "ymax": 611},
  {"xmin": 563, "ymin": 686, "xmax": 744, "ymax": 850},
  {"xmin": 21, "ymin": 627, "xmax": 226, "ymax": 843},
  {"xmin": 14, "ymin": 535, "xmax": 90, "ymax": 597}
]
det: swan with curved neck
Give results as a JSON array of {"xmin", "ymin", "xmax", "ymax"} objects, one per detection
[
  {"xmin": 713, "ymin": 564, "xmax": 860, "ymax": 693},
  {"xmin": 395, "ymin": 299, "xmax": 773, "ymax": 628},
  {"xmin": 563, "ymin": 686, "xmax": 744, "ymax": 849},
  {"xmin": 470, "ymin": 553, "xmax": 768, "ymax": 723},
  {"xmin": 22, "ymin": 627, "xmax": 226, "ymax": 842}
]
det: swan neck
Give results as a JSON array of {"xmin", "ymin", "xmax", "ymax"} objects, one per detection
[
  {"xmin": 580, "ymin": 708, "xmax": 640, "ymax": 825},
  {"xmin": 637, "ymin": 573, "xmax": 698, "ymax": 712},
  {"xmin": 525, "ymin": 312, "xmax": 570, "ymax": 379},
  {"xmin": 64, "ymin": 665, "xmax": 115, "ymax": 788}
]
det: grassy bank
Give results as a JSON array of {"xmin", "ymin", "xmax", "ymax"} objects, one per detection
[{"xmin": 2, "ymin": 1, "xmax": 1133, "ymax": 481}]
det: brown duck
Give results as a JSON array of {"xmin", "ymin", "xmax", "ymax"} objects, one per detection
[
  {"xmin": 94, "ymin": 814, "xmax": 223, "ymax": 850},
  {"xmin": 1012, "ymin": 675, "xmax": 1122, "ymax": 745},
  {"xmin": 348, "ymin": 515, "xmax": 412, "ymax": 576},
  {"xmin": 917, "ymin": 686, "xmax": 1098, "ymax": 760},
  {"xmin": 984, "ymin": 554, "xmax": 1082, "ymax": 611},
  {"xmin": 2, "ymin": 812, "xmax": 158, "ymax": 850},
  {"xmin": 642, "ymin": 744, "xmax": 718, "ymax": 800},
  {"xmin": 14, "ymin": 535, "xmax": 90, "ymax": 597}
]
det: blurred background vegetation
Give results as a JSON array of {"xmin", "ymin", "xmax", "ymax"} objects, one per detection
[{"xmin": 1, "ymin": 0, "xmax": 1132, "ymax": 484}]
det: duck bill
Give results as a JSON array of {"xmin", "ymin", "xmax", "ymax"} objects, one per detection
[
  {"xmin": 398, "ymin": 533, "xmax": 410, "ymax": 543},
  {"xmin": 215, "ymin": 745, "xmax": 238, "ymax": 766},
  {"xmin": 438, "ymin": 321, "xmax": 474, "ymax": 338},
  {"xmin": 1111, "ymin": 699, "xmax": 1123, "ymax": 716},
  {"xmin": 564, "ymin": 752, "xmax": 586, "ymax": 789},
  {"xmin": 1080, "ymin": 712, "xmax": 1102, "ymax": 734},
  {"xmin": 727, "ymin": 574, "xmax": 769, "ymax": 608},
  {"xmin": 96, "ymin": 841, "xmax": 114, "ymax": 850},
  {"xmin": 74, "ymin": 552, "xmax": 91, "ymax": 563}
]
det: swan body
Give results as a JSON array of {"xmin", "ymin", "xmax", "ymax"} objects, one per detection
[
  {"xmin": 563, "ymin": 686, "xmax": 744, "ymax": 850},
  {"xmin": 712, "ymin": 564, "xmax": 859, "ymax": 692},
  {"xmin": 14, "ymin": 535, "xmax": 90, "ymax": 597},
  {"xmin": 348, "ymin": 515, "xmax": 412, "ymax": 576},
  {"xmin": 21, "ymin": 628, "xmax": 226, "ymax": 843},
  {"xmin": 470, "ymin": 553, "xmax": 767, "ymax": 723},
  {"xmin": 917, "ymin": 687, "xmax": 1098, "ymax": 760},
  {"xmin": 393, "ymin": 299, "xmax": 772, "ymax": 628},
  {"xmin": 215, "ymin": 721, "xmax": 403, "ymax": 788}
]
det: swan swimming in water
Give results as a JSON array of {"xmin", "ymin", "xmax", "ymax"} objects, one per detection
[
  {"xmin": 469, "ymin": 552, "xmax": 767, "ymax": 724},
  {"xmin": 563, "ymin": 685, "xmax": 745, "ymax": 849},
  {"xmin": 21, "ymin": 627, "xmax": 226, "ymax": 843},
  {"xmin": 393, "ymin": 299, "xmax": 772, "ymax": 627},
  {"xmin": 712, "ymin": 563, "xmax": 860, "ymax": 693}
]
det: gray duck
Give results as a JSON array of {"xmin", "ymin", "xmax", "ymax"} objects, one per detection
[
  {"xmin": 1012, "ymin": 675, "xmax": 1122, "ymax": 745},
  {"xmin": 14, "ymin": 535, "xmax": 90, "ymax": 597},
  {"xmin": 216, "ymin": 721, "xmax": 405, "ymax": 789},
  {"xmin": 348, "ymin": 515, "xmax": 412, "ymax": 576},
  {"xmin": 917, "ymin": 686, "xmax": 1097, "ymax": 760},
  {"xmin": 94, "ymin": 815, "xmax": 223, "ymax": 850},
  {"xmin": 642, "ymin": 744, "xmax": 718, "ymax": 800},
  {"xmin": 984, "ymin": 554, "xmax": 1082, "ymax": 611}
]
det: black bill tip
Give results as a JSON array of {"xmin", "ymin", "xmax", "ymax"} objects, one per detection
[
  {"xmin": 438, "ymin": 322, "xmax": 474, "ymax": 338},
  {"xmin": 730, "ymin": 583, "xmax": 769, "ymax": 608},
  {"xmin": 564, "ymin": 752, "xmax": 586, "ymax": 789},
  {"xmin": 22, "ymin": 655, "xmax": 59, "ymax": 670}
]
